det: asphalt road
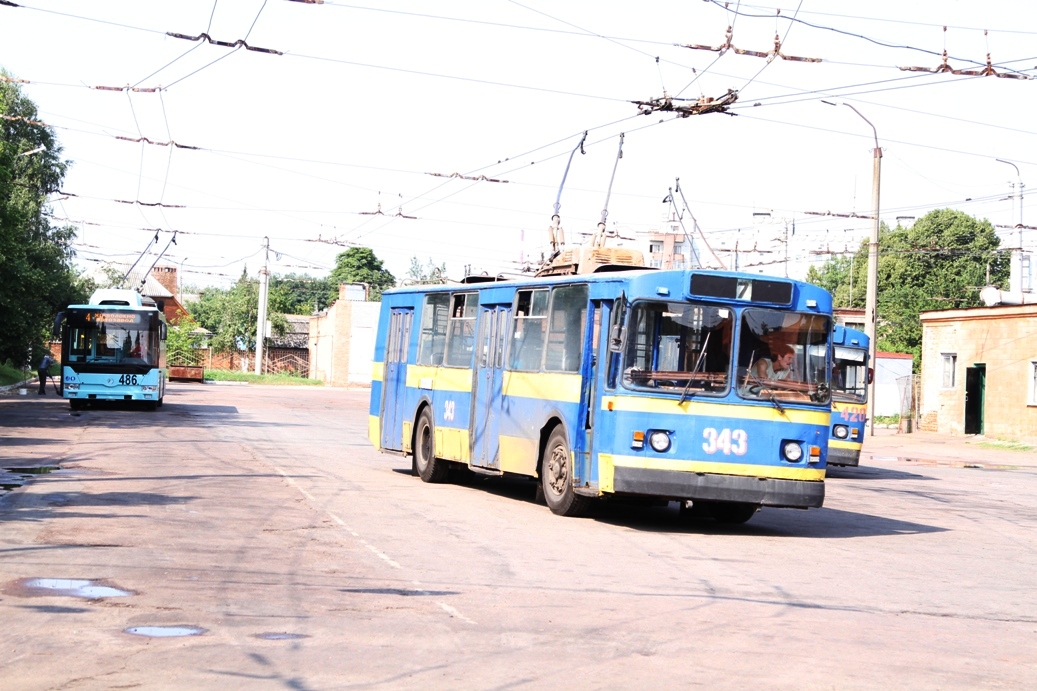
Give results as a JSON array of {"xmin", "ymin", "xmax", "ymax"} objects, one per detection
[{"xmin": 1, "ymin": 384, "xmax": 1035, "ymax": 689}]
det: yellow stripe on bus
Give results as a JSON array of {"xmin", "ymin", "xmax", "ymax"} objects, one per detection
[
  {"xmin": 435, "ymin": 426, "xmax": 470, "ymax": 463},
  {"xmin": 610, "ymin": 454, "xmax": 826, "ymax": 481},
  {"xmin": 828, "ymin": 439, "xmax": 862, "ymax": 450},
  {"xmin": 503, "ymin": 371, "xmax": 582, "ymax": 403},
  {"xmin": 498, "ymin": 435, "xmax": 539, "ymax": 476},
  {"xmin": 601, "ymin": 395, "xmax": 829, "ymax": 425},
  {"xmin": 369, "ymin": 414, "xmax": 380, "ymax": 448},
  {"xmin": 405, "ymin": 365, "xmax": 473, "ymax": 392}
]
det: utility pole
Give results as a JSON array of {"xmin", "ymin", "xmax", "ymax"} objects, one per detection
[
  {"xmin": 839, "ymin": 103, "xmax": 881, "ymax": 437},
  {"xmin": 254, "ymin": 237, "xmax": 270, "ymax": 376},
  {"xmin": 996, "ymin": 159, "xmax": 1025, "ymax": 292}
]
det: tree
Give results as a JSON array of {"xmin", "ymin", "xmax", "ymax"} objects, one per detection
[
  {"xmin": 0, "ymin": 71, "xmax": 87, "ymax": 365},
  {"xmin": 187, "ymin": 270, "xmax": 287, "ymax": 354},
  {"xmin": 269, "ymin": 273, "xmax": 334, "ymax": 315},
  {"xmin": 806, "ymin": 209, "xmax": 1008, "ymax": 367},
  {"xmin": 327, "ymin": 247, "xmax": 395, "ymax": 303},
  {"xmin": 166, "ymin": 310, "xmax": 205, "ymax": 366},
  {"xmin": 406, "ymin": 256, "xmax": 447, "ymax": 284}
]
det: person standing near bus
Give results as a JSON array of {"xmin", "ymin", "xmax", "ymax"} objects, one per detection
[{"xmin": 37, "ymin": 352, "xmax": 54, "ymax": 395}]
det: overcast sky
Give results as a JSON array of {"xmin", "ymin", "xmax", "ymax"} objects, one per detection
[{"xmin": 2, "ymin": 0, "xmax": 1035, "ymax": 288}]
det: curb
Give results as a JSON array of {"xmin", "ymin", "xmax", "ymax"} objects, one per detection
[{"xmin": 0, "ymin": 377, "xmax": 38, "ymax": 393}]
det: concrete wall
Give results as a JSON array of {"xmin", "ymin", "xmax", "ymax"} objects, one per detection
[
  {"xmin": 309, "ymin": 284, "xmax": 380, "ymax": 386},
  {"xmin": 920, "ymin": 304, "xmax": 1037, "ymax": 440}
]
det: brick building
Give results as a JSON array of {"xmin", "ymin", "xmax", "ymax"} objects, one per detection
[{"xmin": 919, "ymin": 304, "xmax": 1037, "ymax": 440}]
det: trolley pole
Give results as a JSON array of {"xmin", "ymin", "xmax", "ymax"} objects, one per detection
[{"xmin": 255, "ymin": 237, "xmax": 270, "ymax": 376}]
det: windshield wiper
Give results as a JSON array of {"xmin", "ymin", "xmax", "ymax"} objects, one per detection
[
  {"xmin": 745, "ymin": 366, "xmax": 787, "ymax": 416},
  {"xmin": 678, "ymin": 332, "xmax": 711, "ymax": 407}
]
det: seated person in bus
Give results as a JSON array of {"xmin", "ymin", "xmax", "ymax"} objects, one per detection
[{"xmin": 752, "ymin": 344, "xmax": 796, "ymax": 382}]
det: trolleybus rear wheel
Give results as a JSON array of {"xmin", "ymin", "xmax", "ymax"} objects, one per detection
[
  {"xmin": 541, "ymin": 426, "xmax": 590, "ymax": 517},
  {"xmin": 413, "ymin": 407, "xmax": 449, "ymax": 483}
]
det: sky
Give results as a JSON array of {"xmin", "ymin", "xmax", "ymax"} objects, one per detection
[{"xmin": 2, "ymin": 0, "xmax": 1035, "ymax": 290}]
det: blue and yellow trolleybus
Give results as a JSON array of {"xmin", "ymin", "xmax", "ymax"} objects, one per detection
[
  {"xmin": 370, "ymin": 268, "xmax": 833, "ymax": 523},
  {"xmin": 55, "ymin": 289, "xmax": 168, "ymax": 410},
  {"xmin": 828, "ymin": 325, "xmax": 870, "ymax": 467}
]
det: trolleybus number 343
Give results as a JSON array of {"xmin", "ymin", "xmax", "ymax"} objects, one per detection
[{"xmin": 702, "ymin": 428, "xmax": 748, "ymax": 456}]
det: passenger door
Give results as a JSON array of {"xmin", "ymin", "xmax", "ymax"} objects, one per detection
[
  {"xmin": 580, "ymin": 300, "xmax": 614, "ymax": 487},
  {"xmin": 471, "ymin": 305, "xmax": 510, "ymax": 469},
  {"xmin": 380, "ymin": 308, "xmax": 413, "ymax": 451}
]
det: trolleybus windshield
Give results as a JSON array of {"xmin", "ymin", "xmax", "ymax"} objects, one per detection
[
  {"xmin": 65, "ymin": 310, "xmax": 161, "ymax": 367},
  {"xmin": 832, "ymin": 345, "xmax": 868, "ymax": 403},
  {"xmin": 737, "ymin": 309, "xmax": 831, "ymax": 404}
]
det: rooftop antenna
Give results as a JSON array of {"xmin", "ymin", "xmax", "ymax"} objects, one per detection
[{"xmin": 548, "ymin": 131, "xmax": 587, "ymax": 255}]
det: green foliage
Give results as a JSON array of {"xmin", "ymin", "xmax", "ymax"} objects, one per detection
[
  {"xmin": 270, "ymin": 273, "xmax": 334, "ymax": 314},
  {"xmin": 807, "ymin": 209, "xmax": 1008, "ymax": 368},
  {"xmin": 166, "ymin": 310, "xmax": 204, "ymax": 366},
  {"xmin": 328, "ymin": 247, "xmax": 395, "ymax": 303},
  {"xmin": 202, "ymin": 369, "xmax": 321, "ymax": 386},
  {"xmin": 406, "ymin": 256, "xmax": 447, "ymax": 284},
  {"xmin": 0, "ymin": 358, "xmax": 30, "ymax": 386},
  {"xmin": 0, "ymin": 72, "xmax": 87, "ymax": 365},
  {"xmin": 186, "ymin": 270, "xmax": 287, "ymax": 354}
]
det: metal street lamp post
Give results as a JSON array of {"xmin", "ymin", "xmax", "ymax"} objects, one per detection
[{"xmin": 829, "ymin": 102, "xmax": 881, "ymax": 437}]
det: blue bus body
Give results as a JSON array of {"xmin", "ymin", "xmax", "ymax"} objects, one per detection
[
  {"xmin": 828, "ymin": 325, "xmax": 869, "ymax": 466},
  {"xmin": 370, "ymin": 269, "xmax": 833, "ymax": 522},
  {"xmin": 58, "ymin": 289, "xmax": 167, "ymax": 410}
]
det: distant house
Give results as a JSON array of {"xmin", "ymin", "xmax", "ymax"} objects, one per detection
[
  {"xmin": 309, "ymin": 284, "xmax": 380, "ymax": 386},
  {"xmin": 919, "ymin": 303, "xmax": 1037, "ymax": 439}
]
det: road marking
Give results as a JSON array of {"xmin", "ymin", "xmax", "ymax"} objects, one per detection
[
  {"xmin": 273, "ymin": 465, "xmax": 316, "ymax": 501},
  {"xmin": 274, "ymin": 466, "xmax": 473, "ymax": 623},
  {"xmin": 436, "ymin": 602, "xmax": 476, "ymax": 624}
]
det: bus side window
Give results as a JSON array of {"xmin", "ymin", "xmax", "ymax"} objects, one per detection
[
  {"xmin": 444, "ymin": 292, "xmax": 478, "ymax": 368},
  {"xmin": 416, "ymin": 293, "xmax": 450, "ymax": 366},
  {"xmin": 509, "ymin": 289, "xmax": 548, "ymax": 371},
  {"xmin": 544, "ymin": 285, "xmax": 588, "ymax": 373}
]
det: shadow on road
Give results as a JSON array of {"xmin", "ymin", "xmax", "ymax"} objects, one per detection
[{"xmin": 826, "ymin": 465, "xmax": 935, "ymax": 481}]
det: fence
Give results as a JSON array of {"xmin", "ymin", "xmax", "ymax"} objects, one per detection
[{"xmin": 168, "ymin": 348, "xmax": 309, "ymax": 376}]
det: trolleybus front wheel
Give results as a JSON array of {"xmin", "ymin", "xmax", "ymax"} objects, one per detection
[
  {"xmin": 413, "ymin": 407, "xmax": 449, "ymax": 483},
  {"xmin": 541, "ymin": 426, "xmax": 590, "ymax": 517}
]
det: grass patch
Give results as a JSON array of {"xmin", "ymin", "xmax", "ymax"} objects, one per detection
[
  {"xmin": 971, "ymin": 437, "xmax": 1035, "ymax": 453},
  {"xmin": 873, "ymin": 414, "xmax": 900, "ymax": 426},
  {"xmin": 0, "ymin": 360, "xmax": 56, "ymax": 387},
  {"xmin": 203, "ymin": 369, "xmax": 322, "ymax": 386}
]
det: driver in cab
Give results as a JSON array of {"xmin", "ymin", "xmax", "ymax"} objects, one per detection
[{"xmin": 752, "ymin": 344, "xmax": 796, "ymax": 382}]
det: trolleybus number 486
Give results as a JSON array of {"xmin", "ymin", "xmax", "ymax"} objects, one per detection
[{"xmin": 117, "ymin": 374, "xmax": 140, "ymax": 386}]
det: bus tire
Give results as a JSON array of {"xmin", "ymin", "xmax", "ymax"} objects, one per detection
[
  {"xmin": 414, "ymin": 408, "xmax": 449, "ymax": 483},
  {"xmin": 541, "ymin": 426, "xmax": 590, "ymax": 517},
  {"xmin": 705, "ymin": 501, "xmax": 759, "ymax": 524}
]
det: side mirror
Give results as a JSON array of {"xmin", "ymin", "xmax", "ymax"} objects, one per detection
[
  {"xmin": 608, "ymin": 323, "xmax": 624, "ymax": 353},
  {"xmin": 608, "ymin": 292, "xmax": 626, "ymax": 353},
  {"xmin": 52, "ymin": 311, "xmax": 65, "ymax": 338},
  {"xmin": 868, "ymin": 367, "xmax": 874, "ymax": 384},
  {"xmin": 160, "ymin": 323, "xmax": 168, "ymax": 340}
]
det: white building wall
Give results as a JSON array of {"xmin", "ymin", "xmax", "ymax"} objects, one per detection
[
  {"xmin": 347, "ymin": 303, "xmax": 379, "ymax": 385},
  {"xmin": 874, "ymin": 355, "xmax": 913, "ymax": 417}
]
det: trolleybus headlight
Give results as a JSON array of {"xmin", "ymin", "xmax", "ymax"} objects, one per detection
[
  {"xmin": 782, "ymin": 441, "xmax": 804, "ymax": 463},
  {"xmin": 833, "ymin": 425, "xmax": 850, "ymax": 439},
  {"xmin": 648, "ymin": 430, "xmax": 671, "ymax": 453},
  {"xmin": 65, "ymin": 383, "xmax": 79, "ymax": 391},
  {"xmin": 141, "ymin": 385, "xmax": 157, "ymax": 392}
]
